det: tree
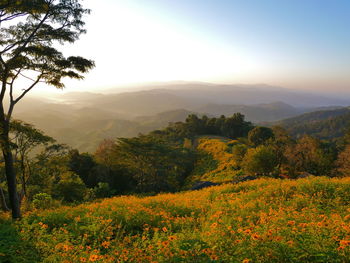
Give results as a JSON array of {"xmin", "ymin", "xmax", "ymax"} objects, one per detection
[
  {"xmin": 68, "ymin": 150, "xmax": 97, "ymax": 188},
  {"xmin": 242, "ymin": 145, "xmax": 279, "ymax": 176},
  {"xmin": 336, "ymin": 145, "xmax": 350, "ymax": 177},
  {"xmin": 248, "ymin": 126, "xmax": 274, "ymax": 146},
  {"xmin": 113, "ymin": 136, "xmax": 194, "ymax": 192},
  {"xmin": 284, "ymin": 135, "xmax": 332, "ymax": 177},
  {"xmin": 0, "ymin": 0, "xmax": 94, "ymax": 218},
  {"xmin": 221, "ymin": 113, "xmax": 249, "ymax": 138},
  {"xmin": 10, "ymin": 119, "xmax": 55, "ymax": 200}
]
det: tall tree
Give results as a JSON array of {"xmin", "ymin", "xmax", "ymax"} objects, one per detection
[
  {"xmin": 0, "ymin": 0, "xmax": 94, "ymax": 218},
  {"xmin": 10, "ymin": 119, "xmax": 55, "ymax": 199}
]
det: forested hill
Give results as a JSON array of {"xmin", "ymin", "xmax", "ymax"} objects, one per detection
[{"xmin": 275, "ymin": 107, "xmax": 350, "ymax": 139}]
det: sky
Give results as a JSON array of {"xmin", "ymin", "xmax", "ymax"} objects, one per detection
[{"xmin": 40, "ymin": 0, "xmax": 350, "ymax": 94}]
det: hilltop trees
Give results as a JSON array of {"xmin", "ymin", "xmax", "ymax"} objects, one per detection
[
  {"xmin": 248, "ymin": 126, "xmax": 274, "ymax": 146},
  {"xmin": 150, "ymin": 113, "xmax": 253, "ymax": 142},
  {"xmin": 0, "ymin": 0, "xmax": 94, "ymax": 218}
]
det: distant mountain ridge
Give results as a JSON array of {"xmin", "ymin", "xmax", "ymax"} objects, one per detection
[{"xmin": 12, "ymin": 83, "xmax": 350, "ymax": 151}]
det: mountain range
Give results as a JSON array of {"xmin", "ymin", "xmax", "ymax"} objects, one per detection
[{"xmin": 11, "ymin": 83, "xmax": 350, "ymax": 152}]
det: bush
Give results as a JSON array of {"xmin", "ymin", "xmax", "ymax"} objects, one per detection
[
  {"xmin": 93, "ymin": 182, "xmax": 114, "ymax": 198},
  {"xmin": 32, "ymin": 193, "xmax": 53, "ymax": 210},
  {"xmin": 53, "ymin": 172, "xmax": 87, "ymax": 203},
  {"xmin": 242, "ymin": 145, "xmax": 279, "ymax": 176}
]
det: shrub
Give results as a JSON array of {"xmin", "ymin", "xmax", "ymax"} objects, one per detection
[
  {"xmin": 32, "ymin": 193, "xmax": 53, "ymax": 210},
  {"xmin": 53, "ymin": 172, "xmax": 87, "ymax": 203},
  {"xmin": 242, "ymin": 145, "xmax": 279, "ymax": 176}
]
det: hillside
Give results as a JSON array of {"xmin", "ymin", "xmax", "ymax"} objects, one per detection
[
  {"xmin": 185, "ymin": 136, "xmax": 241, "ymax": 186},
  {"xmin": 2, "ymin": 177, "xmax": 350, "ymax": 262},
  {"xmin": 275, "ymin": 108, "xmax": 350, "ymax": 139}
]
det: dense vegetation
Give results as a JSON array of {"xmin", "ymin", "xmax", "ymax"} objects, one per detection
[
  {"xmin": 1, "ymin": 177, "xmax": 350, "ymax": 262},
  {"xmin": 276, "ymin": 108, "xmax": 350, "ymax": 140},
  {"xmin": 2, "ymin": 112, "xmax": 350, "ymax": 212}
]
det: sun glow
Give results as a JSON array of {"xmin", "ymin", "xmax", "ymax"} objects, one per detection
[{"xmin": 58, "ymin": 0, "xmax": 261, "ymax": 91}]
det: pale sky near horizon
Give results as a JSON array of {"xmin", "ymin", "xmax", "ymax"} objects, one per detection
[{"xmin": 34, "ymin": 0, "xmax": 350, "ymax": 95}]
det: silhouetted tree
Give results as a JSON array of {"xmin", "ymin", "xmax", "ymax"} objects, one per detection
[{"xmin": 0, "ymin": 0, "xmax": 94, "ymax": 218}]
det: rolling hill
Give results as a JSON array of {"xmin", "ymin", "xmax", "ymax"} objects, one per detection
[{"xmin": 274, "ymin": 107, "xmax": 350, "ymax": 139}]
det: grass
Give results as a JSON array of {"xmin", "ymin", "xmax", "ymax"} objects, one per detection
[{"xmin": 1, "ymin": 176, "xmax": 350, "ymax": 262}]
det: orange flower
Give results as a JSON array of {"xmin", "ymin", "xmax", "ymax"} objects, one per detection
[
  {"xmin": 287, "ymin": 221, "xmax": 295, "ymax": 226},
  {"xmin": 89, "ymin": 254, "xmax": 99, "ymax": 262},
  {"xmin": 162, "ymin": 227, "xmax": 168, "ymax": 232},
  {"xmin": 210, "ymin": 255, "xmax": 219, "ymax": 260},
  {"xmin": 101, "ymin": 241, "xmax": 110, "ymax": 249},
  {"xmin": 251, "ymin": 233, "xmax": 260, "ymax": 240},
  {"xmin": 161, "ymin": 240, "xmax": 170, "ymax": 247},
  {"xmin": 242, "ymin": 259, "xmax": 250, "ymax": 263},
  {"xmin": 168, "ymin": 235, "xmax": 177, "ymax": 241},
  {"xmin": 340, "ymin": 240, "xmax": 350, "ymax": 247}
]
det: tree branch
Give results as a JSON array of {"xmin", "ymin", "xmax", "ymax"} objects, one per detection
[
  {"xmin": 11, "ymin": 9, "xmax": 51, "ymax": 62},
  {"xmin": 6, "ymin": 74, "xmax": 43, "ymax": 121}
]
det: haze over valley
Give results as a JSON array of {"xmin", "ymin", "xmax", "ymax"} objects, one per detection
[{"xmin": 12, "ymin": 82, "xmax": 350, "ymax": 152}]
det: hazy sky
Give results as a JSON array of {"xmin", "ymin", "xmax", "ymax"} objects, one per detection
[{"xmin": 47, "ymin": 0, "xmax": 350, "ymax": 94}]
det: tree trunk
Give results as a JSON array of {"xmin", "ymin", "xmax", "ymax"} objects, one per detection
[
  {"xmin": 20, "ymin": 156, "xmax": 27, "ymax": 198},
  {"xmin": 0, "ymin": 186, "xmax": 10, "ymax": 211},
  {"xmin": 1, "ymin": 121, "xmax": 21, "ymax": 219}
]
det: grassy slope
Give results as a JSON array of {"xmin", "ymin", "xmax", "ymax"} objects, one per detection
[
  {"xmin": 185, "ymin": 136, "xmax": 241, "ymax": 187},
  {"xmin": 1, "ymin": 177, "xmax": 350, "ymax": 262}
]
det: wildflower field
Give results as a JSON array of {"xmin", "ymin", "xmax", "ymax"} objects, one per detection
[{"xmin": 1, "ymin": 177, "xmax": 350, "ymax": 262}]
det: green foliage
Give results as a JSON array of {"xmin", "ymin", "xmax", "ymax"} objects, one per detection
[
  {"xmin": 32, "ymin": 193, "xmax": 53, "ymax": 210},
  {"xmin": 68, "ymin": 150, "xmax": 97, "ymax": 188},
  {"xmin": 248, "ymin": 126, "xmax": 274, "ymax": 146},
  {"xmin": 231, "ymin": 143, "xmax": 248, "ymax": 165},
  {"xmin": 149, "ymin": 113, "xmax": 253, "ymax": 142},
  {"xmin": 93, "ymin": 182, "xmax": 114, "ymax": 198},
  {"xmin": 0, "ymin": 218, "xmax": 40, "ymax": 263},
  {"xmin": 113, "ymin": 136, "xmax": 195, "ymax": 192},
  {"xmin": 53, "ymin": 172, "xmax": 87, "ymax": 203},
  {"xmin": 242, "ymin": 145, "xmax": 279, "ymax": 176},
  {"xmin": 277, "ymin": 108, "xmax": 350, "ymax": 140}
]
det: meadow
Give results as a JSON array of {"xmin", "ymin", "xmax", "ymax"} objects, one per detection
[{"xmin": 1, "ymin": 176, "xmax": 350, "ymax": 263}]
